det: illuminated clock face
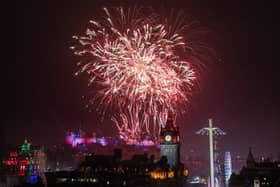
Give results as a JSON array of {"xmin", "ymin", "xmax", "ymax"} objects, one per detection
[{"xmin": 165, "ymin": 135, "xmax": 172, "ymax": 142}]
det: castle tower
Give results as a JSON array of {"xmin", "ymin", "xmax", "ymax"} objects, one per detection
[{"xmin": 160, "ymin": 113, "xmax": 180, "ymax": 167}]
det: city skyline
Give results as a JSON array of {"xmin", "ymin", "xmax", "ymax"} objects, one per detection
[{"xmin": 3, "ymin": 0, "xmax": 280, "ymax": 159}]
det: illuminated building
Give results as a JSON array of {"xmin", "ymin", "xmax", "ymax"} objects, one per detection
[
  {"xmin": 65, "ymin": 129, "xmax": 97, "ymax": 148},
  {"xmin": 45, "ymin": 115, "xmax": 187, "ymax": 186},
  {"xmin": 224, "ymin": 151, "xmax": 232, "ymax": 187},
  {"xmin": 3, "ymin": 139, "xmax": 46, "ymax": 183},
  {"xmin": 66, "ymin": 128, "xmax": 157, "ymax": 149},
  {"xmin": 45, "ymin": 144, "xmax": 188, "ymax": 186},
  {"xmin": 160, "ymin": 113, "xmax": 180, "ymax": 167},
  {"xmin": 229, "ymin": 148, "xmax": 280, "ymax": 187},
  {"xmin": 65, "ymin": 128, "xmax": 120, "ymax": 149}
]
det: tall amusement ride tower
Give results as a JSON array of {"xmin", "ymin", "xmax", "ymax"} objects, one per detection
[{"xmin": 197, "ymin": 119, "xmax": 226, "ymax": 187}]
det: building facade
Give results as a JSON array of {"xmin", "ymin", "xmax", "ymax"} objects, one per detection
[
  {"xmin": 229, "ymin": 148, "xmax": 280, "ymax": 187},
  {"xmin": 160, "ymin": 113, "xmax": 180, "ymax": 167}
]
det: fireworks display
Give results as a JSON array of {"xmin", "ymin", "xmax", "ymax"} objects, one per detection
[{"xmin": 71, "ymin": 7, "xmax": 207, "ymax": 145}]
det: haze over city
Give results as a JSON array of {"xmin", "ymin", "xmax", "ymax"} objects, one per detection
[{"xmin": 3, "ymin": 0, "xmax": 280, "ymax": 159}]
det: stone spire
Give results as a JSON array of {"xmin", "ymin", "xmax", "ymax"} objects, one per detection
[{"xmin": 246, "ymin": 147, "xmax": 255, "ymax": 168}]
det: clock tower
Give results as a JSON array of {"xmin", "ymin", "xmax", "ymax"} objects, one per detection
[{"xmin": 160, "ymin": 113, "xmax": 180, "ymax": 167}]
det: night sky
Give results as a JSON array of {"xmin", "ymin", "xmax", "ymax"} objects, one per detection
[{"xmin": 3, "ymin": 0, "xmax": 280, "ymax": 159}]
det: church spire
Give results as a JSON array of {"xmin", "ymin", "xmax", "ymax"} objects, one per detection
[{"xmin": 246, "ymin": 147, "xmax": 255, "ymax": 167}]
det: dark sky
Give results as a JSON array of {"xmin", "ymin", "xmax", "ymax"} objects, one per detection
[{"xmin": 3, "ymin": 0, "xmax": 280, "ymax": 159}]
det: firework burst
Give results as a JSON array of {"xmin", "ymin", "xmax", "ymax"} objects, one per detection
[{"xmin": 71, "ymin": 7, "xmax": 207, "ymax": 145}]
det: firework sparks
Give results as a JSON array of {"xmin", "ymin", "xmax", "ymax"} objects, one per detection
[{"xmin": 71, "ymin": 7, "xmax": 206, "ymax": 145}]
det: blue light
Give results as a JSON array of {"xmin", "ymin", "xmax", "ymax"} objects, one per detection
[{"xmin": 29, "ymin": 175, "xmax": 38, "ymax": 184}]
